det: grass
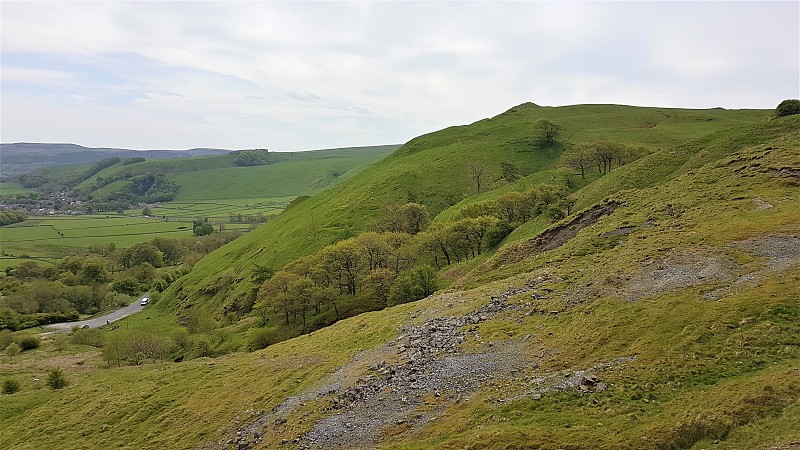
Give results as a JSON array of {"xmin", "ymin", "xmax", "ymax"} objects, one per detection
[
  {"xmin": 1, "ymin": 106, "xmax": 796, "ymax": 450},
  {"xmin": 0, "ymin": 181, "xmax": 34, "ymax": 196},
  {"xmin": 77, "ymin": 145, "xmax": 398, "ymax": 201},
  {"xmin": 0, "ymin": 215, "xmax": 200, "ymax": 264},
  {"xmin": 133, "ymin": 197, "xmax": 294, "ymax": 222},
  {"xmin": 168, "ymin": 104, "xmax": 770, "ymax": 318},
  {"xmin": 1, "ymin": 146, "xmax": 396, "ymax": 267}
]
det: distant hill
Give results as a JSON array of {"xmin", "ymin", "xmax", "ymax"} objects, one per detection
[
  {"xmin": 6, "ymin": 145, "xmax": 401, "ymax": 213},
  {"xmin": 0, "ymin": 143, "xmax": 230, "ymax": 176}
]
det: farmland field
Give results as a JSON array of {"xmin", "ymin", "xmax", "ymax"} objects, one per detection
[
  {"xmin": 0, "ymin": 212, "xmax": 255, "ymax": 270},
  {"xmin": 133, "ymin": 196, "xmax": 294, "ymax": 221},
  {"xmin": 0, "ymin": 181, "xmax": 34, "ymax": 196}
]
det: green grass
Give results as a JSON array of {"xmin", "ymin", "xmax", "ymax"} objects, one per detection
[
  {"xmin": 0, "ymin": 215, "xmax": 201, "ymax": 266},
  {"xmin": 1, "ymin": 106, "xmax": 796, "ymax": 450},
  {"xmin": 128, "ymin": 197, "xmax": 294, "ymax": 222},
  {"xmin": 2, "ymin": 146, "xmax": 396, "ymax": 267},
  {"xmin": 0, "ymin": 181, "xmax": 34, "ymax": 196},
  {"xmin": 168, "ymin": 103, "xmax": 770, "ymax": 317},
  {"xmin": 78, "ymin": 145, "xmax": 398, "ymax": 201}
]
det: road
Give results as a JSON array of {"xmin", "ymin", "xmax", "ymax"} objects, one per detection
[{"xmin": 44, "ymin": 293, "xmax": 150, "ymax": 333}]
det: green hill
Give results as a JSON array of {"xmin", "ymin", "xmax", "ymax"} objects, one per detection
[
  {"xmin": 75, "ymin": 145, "xmax": 399, "ymax": 202},
  {"xmin": 1, "ymin": 110, "xmax": 797, "ymax": 450},
  {"xmin": 167, "ymin": 103, "xmax": 770, "ymax": 316}
]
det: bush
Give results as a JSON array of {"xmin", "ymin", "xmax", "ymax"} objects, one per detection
[
  {"xmin": 2, "ymin": 379, "xmax": 20, "ymax": 394},
  {"xmin": 103, "ymin": 329, "xmax": 173, "ymax": 366},
  {"xmin": 46, "ymin": 368, "xmax": 68, "ymax": 390},
  {"xmin": 17, "ymin": 336, "xmax": 40, "ymax": 351},
  {"xmin": 776, "ymin": 99, "xmax": 800, "ymax": 117},
  {"xmin": 70, "ymin": 328, "xmax": 105, "ymax": 347},
  {"xmin": 190, "ymin": 335, "xmax": 213, "ymax": 358},
  {"xmin": 249, "ymin": 328, "xmax": 274, "ymax": 351},
  {"xmin": 0, "ymin": 330, "xmax": 12, "ymax": 350},
  {"xmin": 4, "ymin": 342, "xmax": 20, "ymax": 360}
]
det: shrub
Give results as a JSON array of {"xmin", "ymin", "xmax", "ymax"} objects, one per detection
[
  {"xmin": 70, "ymin": 328, "xmax": 105, "ymax": 347},
  {"xmin": 4, "ymin": 342, "xmax": 20, "ymax": 360},
  {"xmin": 103, "ymin": 329, "xmax": 173, "ymax": 366},
  {"xmin": 249, "ymin": 328, "xmax": 274, "ymax": 351},
  {"xmin": 775, "ymin": 99, "xmax": 800, "ymax": 117},
  {"xmin": 2, "ymin": 379, "xmax": 20, "ymax": 394},
  {"xmin": 46, "ymin": 368, "xmax": 68, "ymax": 390},
  {"xmin": 0, "ymin": 330, "xmax": 12, "ymax": 350},
  {"xmin": 17, "ymin": 335, "xmax": 40, "ymax": 351},
  {"xmin": 190, "ymin": 335, "xmax": 213, "ymax": 358}
]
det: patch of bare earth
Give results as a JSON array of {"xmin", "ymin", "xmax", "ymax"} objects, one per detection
[
  {"xmin": 210, "ymin": 278, "xmax": 612, "ymax": 450},
  {"xmin": 485, "ymin": 200, "xmax": 622, "ymax": 269},
  {"xmin": 562, "ymin": 234, "xmax": 800, "ymax": 306}
]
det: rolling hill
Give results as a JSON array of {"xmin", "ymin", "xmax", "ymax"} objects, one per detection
[
  {"xmin": 165, "ymin": 103, "xmax": 771, "ymax": 317},
  {"xmin": 2, "ymin": 104, "xmax": 797, "ymax": 450},
  {"xmin": 0, "ymin": 143, "xmax": 231, "ymax": 176}
]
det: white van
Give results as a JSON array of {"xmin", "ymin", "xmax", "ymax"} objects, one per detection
[{"xmin": 140, "ymin": 297, "xmax": 149, "ymax": 306}]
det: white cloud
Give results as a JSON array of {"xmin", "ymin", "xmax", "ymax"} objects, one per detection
[{"xmin": 1, "ymin": 1, "xmax": 798, "ymax": 150}]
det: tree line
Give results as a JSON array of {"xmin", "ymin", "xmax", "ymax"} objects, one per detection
[
  {"xmin": 0, "ymin": 232, "xmax": 241, "ymax": 331},
  {"xmin": 249, "ymin": 184, "xmax": 572, "ymax": 343},
  {"xmin": 0, "ymin": 210, "xmax": 26, "ymax": 226},
  {"xmin": 561, "ymin": 141, "xmax": 649, "ymax": 179}
]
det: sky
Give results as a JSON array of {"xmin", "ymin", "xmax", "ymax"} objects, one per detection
[{"xmin": 1, "ymin": 1, "xmax": 798, "ymax": 151}]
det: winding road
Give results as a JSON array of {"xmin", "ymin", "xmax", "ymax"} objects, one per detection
[{"xmin": 44, "ymin": 293, "xmax": 150, "ymax": 333}]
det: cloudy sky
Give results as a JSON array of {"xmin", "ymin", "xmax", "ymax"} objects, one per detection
[{"xmin": 1, "ymin": 1, "xmax": 798, "ymax": 151}]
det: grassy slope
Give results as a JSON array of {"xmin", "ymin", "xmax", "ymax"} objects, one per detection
[
  {"xmin": 0, "ymin": 181, "xmax": 34, "ymax": 196},
  {"xmin": 168, "ymin": 104, "xmax": 769, "ymax": 315},
  {"xmin": 77, "ymin": 145, "xmax": 398, "ymax": 201},
  {"xmin": 1, "ymin": 115, "xmax": 797, "ymax": 449}
]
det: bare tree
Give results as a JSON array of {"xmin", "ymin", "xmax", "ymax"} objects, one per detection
[{"xmin": 471, "ymin": 162, "xmax": 485, "ymax": 193}]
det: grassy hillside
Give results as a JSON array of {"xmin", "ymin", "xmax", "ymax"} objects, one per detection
[
  {"xmin": 168, "ymin": 103, "xmax": 769, "ymax": 316},
  {"xmin": 1, "ymin": 114, "xmax": 797, "ymax": 450},
  {"xmin": 77, "ymin": 145, "xmax": 399, "ymax": 201}
]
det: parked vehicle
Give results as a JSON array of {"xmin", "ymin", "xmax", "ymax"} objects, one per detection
[{"xmin": 140, "ymin": 297, "xmax": 149, "ymax": 306}]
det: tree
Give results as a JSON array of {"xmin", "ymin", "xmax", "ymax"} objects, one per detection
[
  {"xmin": 562, "ymin": 144, "xmax": 594, "ymax": 179},
  {"xmin": 535, "ymin": 119, "xmax": 561, "ymax": 147},
  {"xmin": 119, "ymin": 242, "xmax": 164, "ymax": 268},
  {"xmin": 589, "ymin": 142, "xmax": 612, "ymax": 174},
  {"xmin": 320, "ymin": 240, "xmax": 364, "ymax": 296},
  {"xmin": 776, "ymin": 99, "xmax": 800, "ymax": 117},
  {"xmin": 372, "ymin": 203, "xmax": 430, "ymax": 234},
  {"xmin": 142, "ymin": 207, "xmax": 152, "ymax": 216},
  {"xmin": 192, "ymin": 219, "xmax": 214, "ymax": 236},
  {"xmin": 103, "ymin": 330, "xmax": 172, "ymax": 366},
  {"xmin": 152, "ymin": 238, "xmax": 185, "ymax": 265},
  {"xmin": 471, "ymin": 162, "xmax": 486, "ymax": 193},
  {"xmin": 46, "ymin": 368, "xmax": 68, "ymax": 389},
  {"xmin": 79, "ymin": 258, "xmax": 111, "ymax": 304},
  {"xmin": 363, "ymin": 268, "xmax": 396, "ymax": 306},
  {"xmin": 400, "ymin": 203, "xmax": 431, "ymax": 234},
  {"xmin": 258, "ymin": 271, "xmax": 301, "ymax": 325},
  {"xmin": 355, "ymin": 232, "xmax": 392, "ymax": 270},
  {"xmin": 291, "ymin": 276, "xmax": 314, "ymax": 331}
]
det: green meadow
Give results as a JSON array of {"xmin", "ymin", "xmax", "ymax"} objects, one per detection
[
  {"xmin": 0, "ymin": 215, "xmax": 197, "ymax": 268},
  {"xmin": 0, "ymin": 181, "xmax": 34, "ymax": 196}
]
